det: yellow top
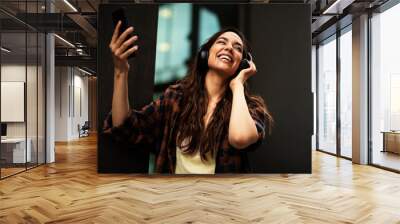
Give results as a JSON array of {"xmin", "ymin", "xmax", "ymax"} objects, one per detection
[{"xmin": 175, "ymin": 139, "xmax": 216, "ymax": 174}]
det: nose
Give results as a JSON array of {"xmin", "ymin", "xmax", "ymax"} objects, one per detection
[{"xmin": 223, "ymin": 43, "xmax": 234, "ymax": 52}]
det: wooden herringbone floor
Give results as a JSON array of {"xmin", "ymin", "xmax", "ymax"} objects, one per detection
[{"xmin": 1, "ymin": 135, "xmax": 400, "ymax": 224}]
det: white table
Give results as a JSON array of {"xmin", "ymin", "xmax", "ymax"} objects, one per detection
[{"xmin": 1, "ymin": 138, "xmax": 31, "ymax": 163}]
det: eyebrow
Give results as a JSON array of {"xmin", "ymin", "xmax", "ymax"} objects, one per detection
[{"xmin": 217, "ymin": 37, "xmax": 243, "ymax": 48}]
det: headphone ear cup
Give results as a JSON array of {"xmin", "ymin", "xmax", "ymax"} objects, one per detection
[
  {"xmin": 200, "ymin": 50, "xmax": 208, "ymax": 60},
  {"xmin": 242, "ymin": 52, "xmax": 252, "ymax": 70},
  {"xmin": 239, "ymin": 59, "xmax": 250, "ymax": 71},
  {"xmin": 236, "ymin": 52, "xmax": 251, "ymax": 74},
  {"xmin": 198, "ymin": 49, "xmax": 209, "ymax": 72}
]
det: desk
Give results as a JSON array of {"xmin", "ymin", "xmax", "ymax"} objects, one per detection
[
  {"xmin": 1, "ymin": 138, "xmax": 31, "ymax": 163},
  {"xmin": 382, "ymin": 131, "xmax": 400, "ymax": 154}
]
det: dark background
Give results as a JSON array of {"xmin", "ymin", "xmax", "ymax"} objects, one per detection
[
  {"xmin": 98, "ymin": 3, "xmax": 312, "ymax": 173},
  {"xmin": 97, "ymin": 4, "xmax": 158, "ymax": 173},
  {"xmin": 246, "ymin": 4, "xmax": 312, "ymax": 173}
]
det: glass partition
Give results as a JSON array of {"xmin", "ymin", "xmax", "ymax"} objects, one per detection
[
  {"xmin": 317, "ymin": 35, "xmax": 337, "ymax": 154},
  {"xmin": 0, "ymin": 4, "xmax": 28, "ymax": 177},
  {"xmin": 339, "ymin": 28, "xmax": 352, "ymax": 158},
  {"xmin": 371, "ymin": 3, "xmax": 400, "ymax": 171},
  {"xmin": 0, "ymin": 0, "xmax": 46, "ymax": 179}
]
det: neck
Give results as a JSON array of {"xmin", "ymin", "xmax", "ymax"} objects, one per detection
[{"xmin": 204, "ymin": 70, "xmax": 227, "ymax": 102}]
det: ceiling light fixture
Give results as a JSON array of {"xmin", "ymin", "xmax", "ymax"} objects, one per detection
[
  {"xmin": 323, "ymin": 0, "xmax": 342, "ymax": 14},
  {"xmin": 63, "ymin": 0, "xmax": 78, "ymax": 12},
  {"xmin": 1, "ymin": 47, "xmax": 11, "ymax": 53},
  {"xmin": 77, "ymin": 67, "xmax": 93, "ymax": 76},
  {"xmin": 54, "ymin": 34, "xmax": 75, "ymax": 48},
  {"xmin": 322, "ymin": 0, "xmax": 353, "ymax": 15}
]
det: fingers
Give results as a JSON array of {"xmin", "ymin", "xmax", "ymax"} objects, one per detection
[
  {"xmin": 240, "ymin": 60, "xmax": 257, "ymax": 77},
  {"xmin": 115, "ymin": 35, "xmax": 138, "ymax": 56},
  {"xmin": 250, "ymin": 60, "xmax": 257, "ymax": 73},
  {"xmin": 120, "ymin": 45, "xmax": 139, "ymax": 59},
  {"xmin": 111, "ymin": 21, "xmax": 121, "ymax": 45},
  {"xmin": 115, "ymin": 26, "xmax": 134, "ymax": 47},
  {"xmin": 109, "ymin": 23, "xmax": 139, "ymax": 61}
]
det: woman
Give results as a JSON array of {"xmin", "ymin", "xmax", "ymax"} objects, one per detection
[{"xmin": 104, "ymin": 21, "xmax": 273, "ymax": 174}]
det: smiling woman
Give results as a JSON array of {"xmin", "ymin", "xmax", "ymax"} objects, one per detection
[
  {"xmin": 208, "ymin": 32, "xmax": 245, "ymax": 76},
  {"xmin": 104, "ymin": 26, "xmax": 273, "ymax": 174}
]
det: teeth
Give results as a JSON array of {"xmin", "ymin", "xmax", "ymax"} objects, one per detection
[{"xmin": 218, "ymin": 54, "xmax": 232, "ymax": 62}]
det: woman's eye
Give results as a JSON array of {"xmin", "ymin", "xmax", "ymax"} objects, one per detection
[
  {"xmin": 235, "ymin": 46, "xmax": 242, "ymax": 51},
  {"xmin": 233, "ymin": 47, "xmax": 242, "ymax": 52}
]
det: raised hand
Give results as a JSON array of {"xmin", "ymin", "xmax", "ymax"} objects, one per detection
[
  {"xmin": 230, "ymin": 59, "xmax": 257, "ymax": 90},
  {"xmin": 109, "ymin": 21, "xmax": 139, "ymax": 75}
]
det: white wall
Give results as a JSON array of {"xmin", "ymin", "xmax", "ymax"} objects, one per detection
[
  {"xmin": 1, "ymin": 65, "xmax": 40, "ymax": 137},
  {"xmin": 55, "ymin": 66, "xmax": 69, "ymax": 141},
  {"xmin": 1, "ymin": 63, "xmax": 45, "ymax": 163},
  {"xmin": 54, "ymin": 67, "xmax": 89, "ymax": 141},
  {"xmin": 1, "ymin": 65, "xmax": 26, "ymax": 138},
  {"xmin": 71, "ymin": 73, "xmax": 89, "ymax": 138}
]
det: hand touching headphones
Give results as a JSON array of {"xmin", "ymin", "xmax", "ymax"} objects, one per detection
[
  {"xmin": 229, "ymin": 51, "xmax": 257, "ymax": 90},
  {"xmin": 237, "ymin": 52, "xmax": 253, "ymax": 75}
]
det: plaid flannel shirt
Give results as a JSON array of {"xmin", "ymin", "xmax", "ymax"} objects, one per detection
[{"xmin": 103, "ymin": 83, "xmax": 267, "ymax": 173}]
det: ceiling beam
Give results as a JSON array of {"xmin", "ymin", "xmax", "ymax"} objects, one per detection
[{"xmin": 67, "ymin": 13, "xmax": 97, "ymax": 41}]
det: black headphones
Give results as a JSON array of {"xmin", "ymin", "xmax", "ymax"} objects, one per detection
[{"xmin": 197, "ymin": 45, "xmax": 252, "ymax": 75}]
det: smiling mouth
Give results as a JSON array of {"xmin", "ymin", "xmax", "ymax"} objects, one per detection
[{"xmin": 217, "ymin": 53, "xmax": 233, "ymax": 63}]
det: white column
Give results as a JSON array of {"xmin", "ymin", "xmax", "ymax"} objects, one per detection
[
  {"xmin": 46, "ymin": 33, "xmax": 55, "ymax": 163},
  {"xmin": 352, "ymin": 14, "xmax": 369, "ymax": 164},
  {"xmin": 46, "ymin": 1, "xmax": 55, "ymax": 163}
]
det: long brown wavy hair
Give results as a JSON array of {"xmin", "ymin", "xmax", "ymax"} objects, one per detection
[{"xmin": 175, "ymin": 27, "xmax": 273, "ymax": 161}]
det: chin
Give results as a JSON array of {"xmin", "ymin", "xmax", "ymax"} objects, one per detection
[{"xmin": 213, "ymin": 65, "xmax": 236, "ymax": 77}]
